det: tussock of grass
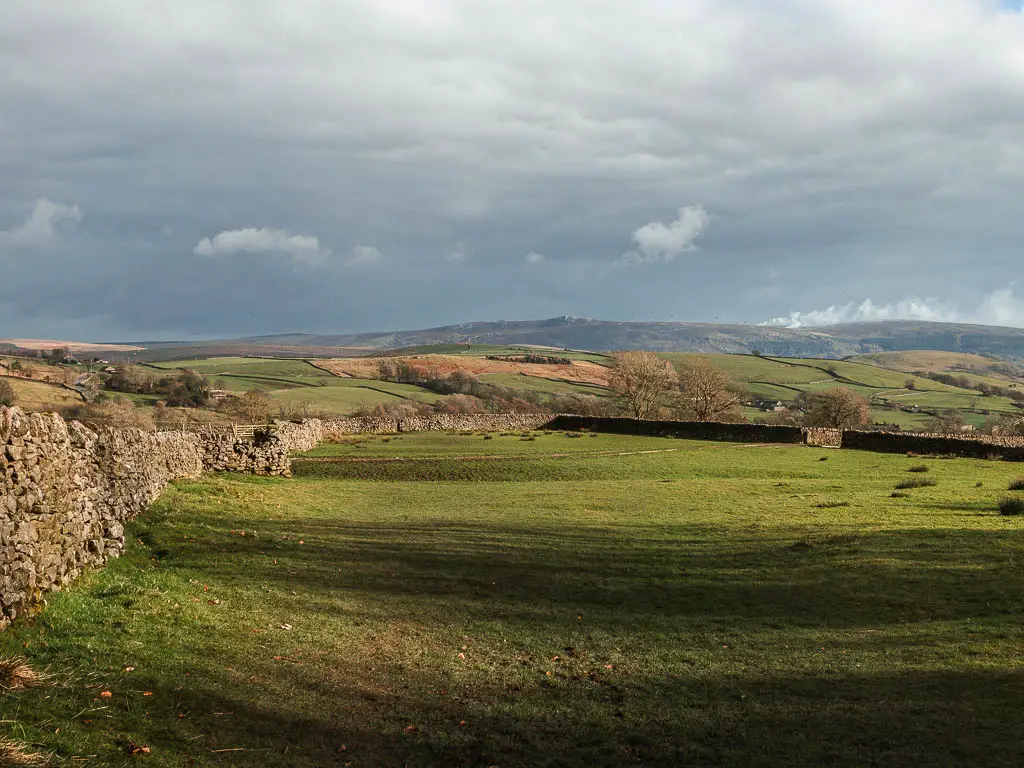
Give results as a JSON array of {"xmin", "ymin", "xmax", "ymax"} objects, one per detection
[
  {"xmin": 814, "ymin": 500, "xmax": 850, "ymax": 508},
  {"xmin": 895, "ymin": 477, "xmax": 939, "ymax": 490},
  {"xmin": 907, "ymin": 465, "xmax": 930, "ymax": 473},
  {"xmin": 1007, "ymin": 477, "xmax": 1024, "ymax": 491},
  {"xmin": 891, "ymin": 491, "xmax": 910, "ymax": 498},
  {"xmin": 0, "ymin": 657, "xmax": 45, "ymax": 690},
  {"xmin": 998, "ymin": 496, "xmax": 1024, "ymax": 516},
  {"xmin": 0, "ymin": 739, "xmax": 47, "ymax": 766}
]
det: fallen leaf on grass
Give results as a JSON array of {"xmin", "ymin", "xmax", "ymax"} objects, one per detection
[
  {"xmin": 279, "ymin": 623, "xmax": 293, "ymax": 631},
  {"xmin": 127, "ymin": 742, "xmax": 151, "ymax": 755},
  {"xmin": 100, "ymin": 691, "xmax": 112, "ymax": 698}
]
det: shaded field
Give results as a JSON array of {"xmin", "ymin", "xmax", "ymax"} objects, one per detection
[{"xmin": 2, "ymin": 434, "xmax": 1022, "ymax": 766}]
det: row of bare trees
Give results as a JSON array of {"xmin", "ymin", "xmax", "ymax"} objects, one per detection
[
  {"xmin": 607, "ymin": 352, "xmax": 744, "ymax": 421},
  {"xmin": 606, "ymin": 351, "xmax": 871, "ymax": 428}
]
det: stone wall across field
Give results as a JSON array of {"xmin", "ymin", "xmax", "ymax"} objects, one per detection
[
  {"xmin": 841, "ymin": 430, "xmax": 1024, "ymax": 460},
  {"xmin": 397, "ymin": 413, "xmax": 552, "ymax": 434},
  {"xmin": 543, "ymin": 415, "xmax": 806, "ymax": 444},
  {"xmin": 273, "ymin": 413, "xmax": 552, "ymax": 452},
  {"xmin": 0, "ymin": 406, "xmax": 292, "ymax": 628},
  {"xmin": 273, "ymin": 417, "xmax": 399, "ymax": 453}
]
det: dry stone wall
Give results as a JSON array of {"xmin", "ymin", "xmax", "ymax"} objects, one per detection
[
  {"xmin": 544, "ymin": 415, "xmax": 806, "ymax": 444},
  {"xmin": 0, "ymin": 406, "xmax": 291, "ymax": 627},
  {"xmin": 842, "ymin": 430, "xmax": 1024, "ymax": 460},
  {"xmin": 803, "ymin": 428, "xmax": 843, "ymax": 448},
  {"xmin": 201, "ymin": 432, "xmax": 291, "ymax": 476},
  {"xmin": 397, "ymin": 414, "xmax": 551, "ymax": 433}
]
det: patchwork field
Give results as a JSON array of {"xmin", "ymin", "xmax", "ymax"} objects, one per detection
[
  {"xmin": 3, "ymin": 433, "xmax": 1022, "ymax": 766},
  {"xmin": 662, "ymin": 353, "xmax": 1021, "ymax": 419}
]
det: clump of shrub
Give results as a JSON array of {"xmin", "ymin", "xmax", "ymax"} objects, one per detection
[
  {"xmin": 895, "ymin": 477, "xmax": 939, "ymax": 490},
  {"xmin": 1008, "ymin": 477, "xmax": 1024, "ymax": 491},
  {"xmin": 891, "ymin": 491, "xmax": 910, "ymax": 498},
  {"xmin": 907, "ymin": 465, "xmax": 930, "ymax": 473},
  {"xmin": 998, "ymin": 496, "xmax": 1024, "ymax": 516},
  {"xmin": 483, "ymin": 435, "xmax": 494, "ymax": 440}
]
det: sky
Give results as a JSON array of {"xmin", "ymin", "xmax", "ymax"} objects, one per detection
[{"xmin": 3, "ymin": 0, "xmax": 1024, "ymax": 340}]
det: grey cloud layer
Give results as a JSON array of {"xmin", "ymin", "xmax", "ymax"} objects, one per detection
[{"xmin": 2, "ymin": 1, "xmax": 1024, "ymax": 337}]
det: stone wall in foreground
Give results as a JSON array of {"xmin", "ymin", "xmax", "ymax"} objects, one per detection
[{"xmin": 0, "ymin": 406, "xmax": 291, "ymax": 628}]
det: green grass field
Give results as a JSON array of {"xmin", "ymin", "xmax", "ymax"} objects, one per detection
[{"xmin": 3, "ymin": 433, "xmax": 1022, "ymax": 766}]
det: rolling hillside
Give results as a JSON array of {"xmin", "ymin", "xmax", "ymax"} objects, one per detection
[{"xmin": 113, "ymin": 318, "xmax": 1024, "ymax": 361}]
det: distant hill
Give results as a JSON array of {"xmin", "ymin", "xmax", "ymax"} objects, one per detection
[
  {"xmin": 239, "ymin": 318, "xmax": 1024, "ymax": 358},
  {"xmin": 109, "ymin": 317, "xmax": 1024, "ymax": 361}
]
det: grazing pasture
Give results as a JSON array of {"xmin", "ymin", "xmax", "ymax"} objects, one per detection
[{"xmin": 2, "ymin": 433, "xmax": 1021, "ymax": 767}]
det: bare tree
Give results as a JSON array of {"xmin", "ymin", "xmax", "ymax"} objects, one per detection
[
  {"xmin": 675, "ymin": 358, "xmax": 745, "ymax": 422},
  {"xmin": 607, "ymin": 351, "xmax": 679, "ymax": 419},
  {"xmin": 801, "ymin": 387, "xmax": 871, "ymax": 429},
  {"xmin": 235, "ymin": 389, "xmax": 272, "ymax": 425}
]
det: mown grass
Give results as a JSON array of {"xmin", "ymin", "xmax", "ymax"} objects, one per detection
[{"xmin": 1, "ymin": 434, "xmax": 1022, "ymax": 767}]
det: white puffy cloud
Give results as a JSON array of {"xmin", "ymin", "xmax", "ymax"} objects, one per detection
[
  {"xmin": 525, "ymin": 251, "xmax": 545, "ymax": 264},
  {"xmin": 762, "ymin": 288, "xmax": 1024, "ymax": 329},
  {"xmin": 0, "ymin": 199, "xmax": 82, "ymax": 248},
  {"xmin": 622, "ymin": 206, "xmax": 710, "ymax": 265},
  {"xmin": 346, "ymin": 245, "xmax": 381, "ymax": 266},
  {"xmin": 194, "ymin": 228, "xmax": 326, "ymax": 264}
]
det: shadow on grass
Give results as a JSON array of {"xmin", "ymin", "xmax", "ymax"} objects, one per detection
[
  {"xmin": 154, "ymin": 514, "xmax": 1023, "ymax": 631},
  {"xmin": 43, "ymin": 659, "xmax": 1024, "ymax": 767},
  {"xmin": 5, "ymin": 511, "xmax": 1022, "ymax": 767}
]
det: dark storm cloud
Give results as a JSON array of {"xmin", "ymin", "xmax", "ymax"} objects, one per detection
[{"xmin": 3, "ymin": 0, "xmax": 1024, "ymax": 338}]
